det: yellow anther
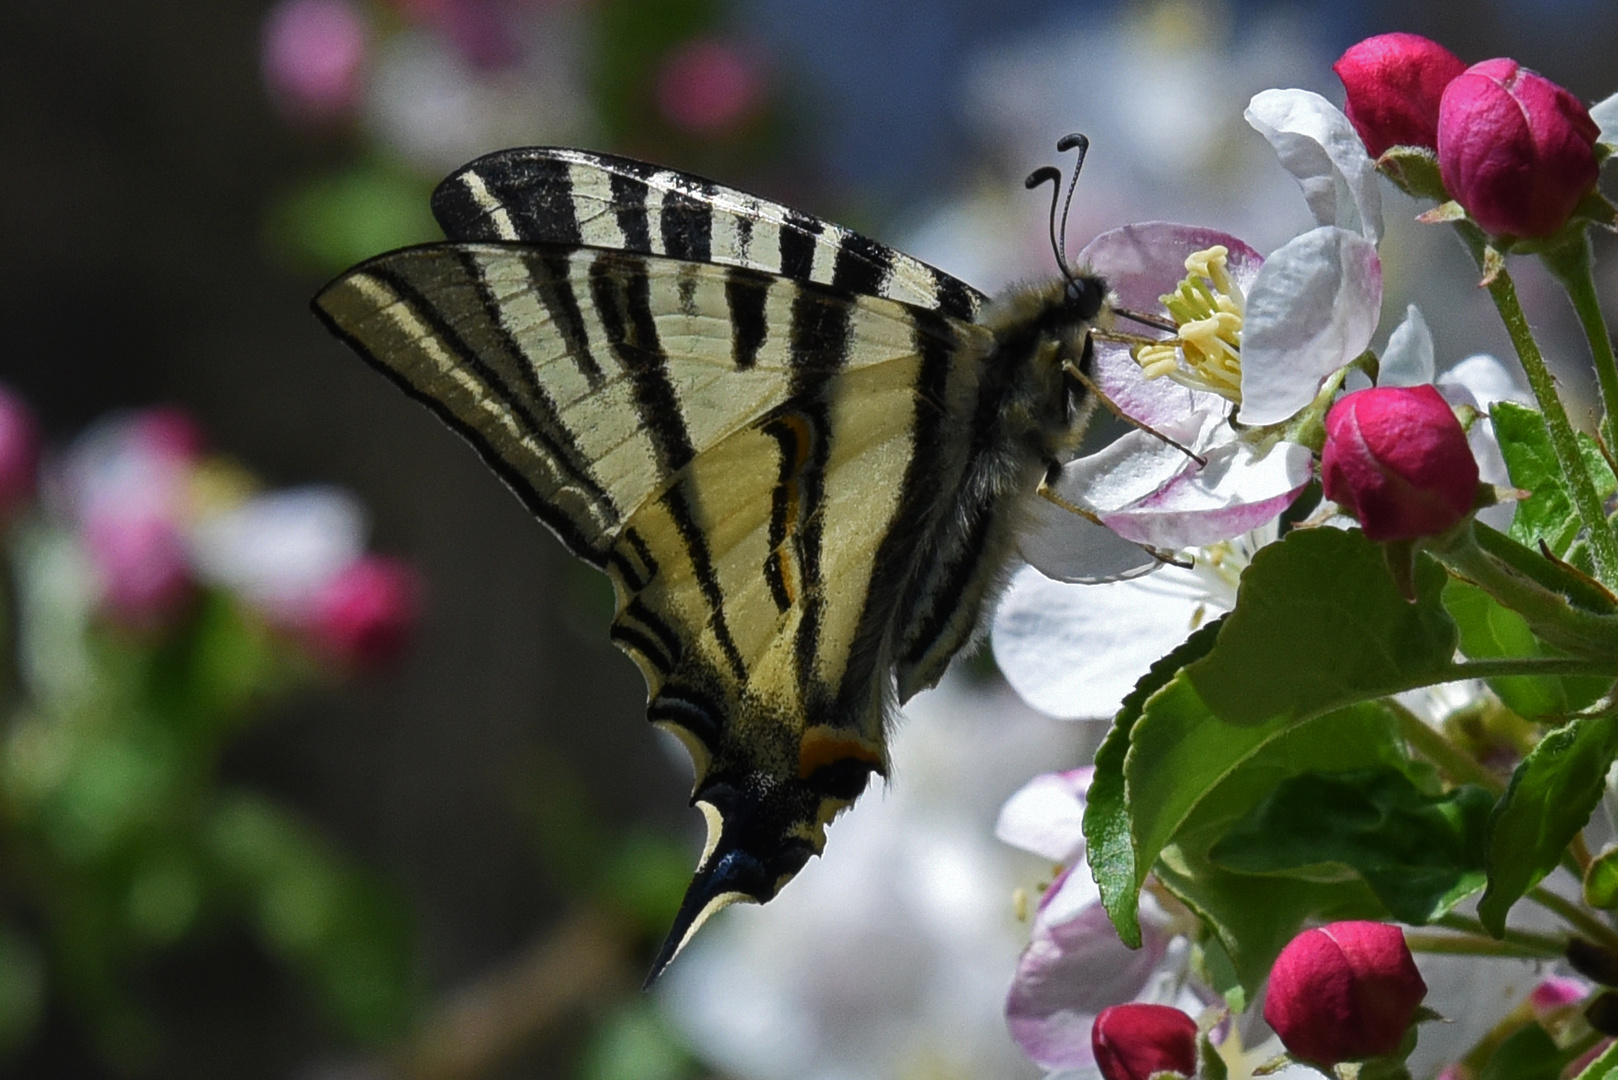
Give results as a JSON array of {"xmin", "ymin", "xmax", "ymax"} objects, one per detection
[{"xmin": 1128, "ymin": 245, "xmax": 1246, "ymax": 402}]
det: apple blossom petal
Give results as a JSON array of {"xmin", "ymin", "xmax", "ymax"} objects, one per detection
[
  {"xmin": 1380, "ymin": 305, "xmax": 1436, "ymax": 387},
  {"xmin": 188, "ymin": 486, "xmax": 369, "ymax": 620},
  {"xmin": 1019, "ymin": 494, "xmax": 1162, "ymax": 583},
  {"xmin": 1440, "ymin": 354, "xmax": 1530, "ymax": 410},
  {"xmin": 1592, "ymin": 91, "xmax": 1618, "ymax": 148},
  {"xmin": 995, "ymin": 768, "xmax": 1093, "ymax": 863},
  {"xmin": 993, "ymin": 564, "xmax": 1208, "ymax": 720},
  {"xmin": 1100, "ymin": 440, "xmax": 1314, "ymax": 549},
  {"xmin": 1007, "ymin": 887, "xmax": 1172, "ymax": 1070},
  {"xmin": 1246, "ymin": 88, "xmax": 1383, "ymax": 243},
  {"xmin": 1078, "ymin": 222, "xmax": 1264, "ymax": 314},
  {"xmin": 1240, "ymin": 226, "xmax": 1382, "ymax": 426},
  {"xmin": 1055, "ymin": 413, "xmax": 1225, "ymax": 515},
  {"xmin": 1090, "ymin": 339, "xmax": 1218, "ymax": 431}
]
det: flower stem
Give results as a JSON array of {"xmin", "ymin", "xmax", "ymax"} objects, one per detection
[
  {"xmin": 1388, "ymin": 699, "xmax": 1504, "ymax": 794},
  {"xmin": 1478, "ymin": 254, "xmax": 1618, "ymax": 584},
  {"xmin": 1412, "ymin": 916, "xmax": 1565, "ymax": 957},
  {"xmin": 1528, "ymin": 885, "xmax": 1618, "ymax": 952},
  {"xmin": 1429, "ymin": 526, "xmax": 1618, "ymax": 658},
  {"xmin": 1542, "ymin": 234, "xmax": 1618, "ymax": 456}
]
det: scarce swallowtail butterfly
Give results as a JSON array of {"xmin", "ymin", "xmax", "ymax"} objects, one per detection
[{"xmin": 313, "ymin": 142, "xmax": 1112, "ymax": 982}]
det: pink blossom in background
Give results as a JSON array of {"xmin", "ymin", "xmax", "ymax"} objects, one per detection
[
  {"xmin": 0, "ymin": 385, "xmax": 41, "ymax": 521},
  {"xmin": 656, "ymin": 38, "xmax": 765, "ymax": 135},
  {"xmin": 306, "ymin": 554, "xmax": 420, "ymax": 668},
  {"xmin": 262, "ymin": 0, "xmax": 370, "ymax": 122},
  {"xmin": 85, "ymin": 513, "xmax": 196, "ymax": 630}
]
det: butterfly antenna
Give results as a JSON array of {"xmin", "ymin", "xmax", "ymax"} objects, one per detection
[
  {"xmin": 1054, "ymin": 133, "xmax": 1089, "ymax": 277},
  {"xmin": 1025, "ymin": 133, "xmax": 1092, "ymax": 287},
  {"xmin": 1024, "ymin": 164, "xmax": 1067, "ymax": 279}
]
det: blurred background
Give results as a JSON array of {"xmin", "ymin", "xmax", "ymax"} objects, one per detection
[{"xmin": 1, "ymin": 0, "xmax": 1615, "ymax": 1076}]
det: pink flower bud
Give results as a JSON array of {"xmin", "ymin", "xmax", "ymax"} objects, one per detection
[
  {"xmin": 307, "ymin": 555, "xmax": 419, "ymax": 667},
  {"xmin": 1264, "ymin": 922, "xmax": 1427, "ymax": 1067},
  {"xmin": 1321, "ymin": 385, "xmax": 1479, "ymax": 542},
  {"xmin": 85, "ymin": 514, "xmax": 196, "ymax": 630},
  {"xmin": 0, "ymin": 385, "xmax": 41, "ymax": 521},
  {"xmin": 262, "ymin": 0, "xmax": 369, "ymax": 123},
  {"xmin": 1334, "ymin": 33, "xmax": 1467, "ymax": 156},
  {"xmin": 655, "ymin": 39, "xmax": 765, "ymax": 135},
  {"xmin": 1091, "ymin": 1004, "xmax": 1199, "ymax": 1080},
  {"xmin": 1438, "ymin": 59, "xmax": 1600, "ymax": 239}
]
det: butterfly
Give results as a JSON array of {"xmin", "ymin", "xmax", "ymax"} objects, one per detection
[{"xmin": 312, "ymin": 143, "xmax": 1110, "ymax": 981}]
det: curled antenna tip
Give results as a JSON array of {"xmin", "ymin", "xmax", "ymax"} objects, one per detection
[
  {"xmin": 1056, "ymin": 132, "xmax": 1089, "ymax": 153},
  {"xmin": 1025, "ymin": 165, "xmax": 1062, "ymax": 191}
]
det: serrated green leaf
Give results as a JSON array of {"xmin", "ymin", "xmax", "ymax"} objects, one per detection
[
  {"xmin": 1570, "ymin": 1032, "xmax": 1618, "ymax": 1080},
  {"xmin": 1209, "ymin": 766, "xmax": 1492, "ymax": 923},
  {"xmin": 1087, "ymin": 617, "xmax": 1225, "ymax": 948},
  {"xmin": 1101, "ymin": 529, "xmax": 1464, "ymax": 944},
  {"xmin": 1183, "ymin": 528, "xmax": 1457, "ymax": 725},
  {"xmin": 1585, "ymin": 846, "xmax": 1618, "ymax": 909},
  {"xmin": 1494, "ymin": 402, "xmax": 1618, "ymax": 556},
  {"xmin": 1153, "ymin": 703, "xmax": 1409, "ymax": 992},
  {"xmin": 1443, "ymin": 579, "xmax": 1607, "ymax": 719},
  {"xmin": 1480, "ymin": 714, "xmax": 1618, "ymax": 934}
]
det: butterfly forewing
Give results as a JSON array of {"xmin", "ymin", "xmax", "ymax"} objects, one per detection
[{"xmin": 431, "ymin": 147, "xmax": 989, "ymax": 323}]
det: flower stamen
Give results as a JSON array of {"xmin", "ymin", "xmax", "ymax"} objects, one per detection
[{"xmin": 1131, "ymin": 245, "xmax": 1246, "ymax": 402}]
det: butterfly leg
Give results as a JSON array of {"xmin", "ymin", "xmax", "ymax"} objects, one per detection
[
  {"xmin": 1034, "ymin": 474, "xmax": 1192, "ymax": 569},
  {"xmin": 1062, "ymin": 361, "xmax": 1207, "ymax": 467}
]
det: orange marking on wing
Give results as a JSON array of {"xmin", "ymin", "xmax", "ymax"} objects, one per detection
[{"xmin": 796, "ymin": 726, "xmax": 884, "ymax": 780}]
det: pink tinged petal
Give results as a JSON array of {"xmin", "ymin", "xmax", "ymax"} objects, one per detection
[
  {"xmin": 1380, "ymin": 305, "xmax": 1436, "ymax": 387},
  {"xmin": 1240, "ymin": 226, "xmax": 1382, "ymax": 426},
  {"xmin": 993, "ymin": 564, "xmax": 1208, "ymax": 720},
  {"xmin": 1099, "ymin": 440, "xmax": 1314, "ymax": 550},
  {"xmin": 1007, "ymin": 890, "xmax": 1171, "ymax": 1070},
  {"xmin": 1593, "ymin": 91, "xmax": 1618, "ymax": 147},
  {"xmin": 1019, "ymin": 492, "xmax": 1161, "ymax": 584},
  {"xmin": 995, "ymin": 768, "xmax": 1094, "ymax": 862},
  {"xmin": 1247, "ymin": 89, "xmax": 1383, "ymax": 243},
  {"xmin": 86, "ymin": 515, "xmax": 195, "ymax": 629},
  {"xmin": 1090, "ymin": 341, "xmax": 1231, "ymax": 433},
  {"xmin": 187, "ymin": 486, "xmax": 369, "ymax": 621},
  {"xmin": 1078, "ymin": 222, "xmax": 1264, "ymax": 317}
]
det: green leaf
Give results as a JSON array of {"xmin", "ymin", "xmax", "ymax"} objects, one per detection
[
  {"xmin": 1098, "ymin": 528, "xmax": 1464, "ymax": 944},
  {"xmin": 1494, "ymin": 401, "xmax": 1618, "ymax": 556},
  {"xmin": 1183, "ymin": 528, "xmax": 1457, "ymax": 725},
  {"xmin": 1480, "ymin": 714, "xmax": 1618, "ymax": 934},
  {"xmin": 1443, "ymin": 579, "xmax": 1608, "ymax": 719},
  {"xmin": 1571, "ymin": 1033, "xmax": 1618, "ymax": 1080},
  {"xmin": 1585, "ymin": 845, "xmax": 1618, "ymax": 909},
  {"xmin": 1209, "ymin": 766, "xmax": 1492, "ymax": 923},
  {"xmin": 1478, "ymin": 1021, "xmax": 1571, "ymax": 1080},
  {"xmin": 1153, "ymin": 703, "xmax": 1410, "ymax": 992},
  {"xmin": 1086, "ymin": 617, "xmax": 1225, "ymax": 948}
]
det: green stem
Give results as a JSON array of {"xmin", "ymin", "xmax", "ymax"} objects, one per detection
[
  {"xmin": 1542, "ymin": 234, "xmax": 1618, "ymax": 456},
  {"xmin": 1479, "ymin": 256, "xmax": 1618, "ymax": 584},
  {"xmin": 1528, "ymin": 885, "xmax": 1618, "ymax": 951},
  {"xmin": 1430, "ymin": 525, "xmax": 1618, "ymax": 658},
  {"xmin": 1414, "ymin": 915, "xmax": 1566, "ymax": 957},
  {"xmin": 1388, "ymin": 699, "xmax": 1504, "ymax": 793}
]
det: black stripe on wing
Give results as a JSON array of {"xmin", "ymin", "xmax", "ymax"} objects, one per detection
[
  {"xmin": 430, "ymin": 147, "xmax": 988, "ymax": 321},
  {"xmin": 312, "ymin": 256, "xmax": 618, "ymax": 568}
]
